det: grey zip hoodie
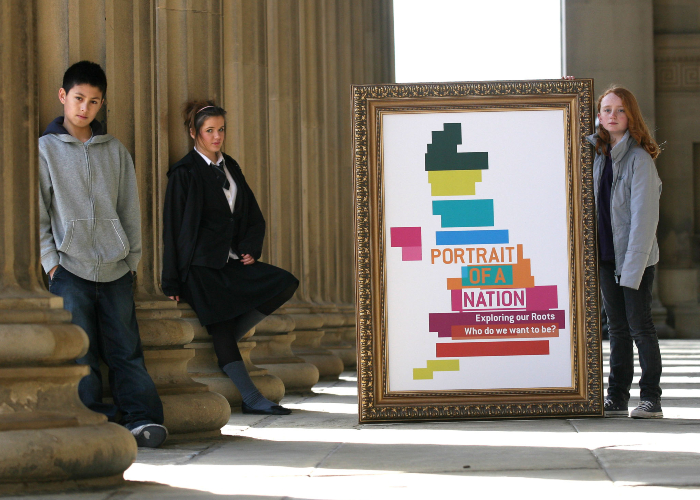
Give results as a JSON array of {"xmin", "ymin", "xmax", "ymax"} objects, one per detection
[{"xmin": 39, "ymin": 117, "xmax": 141, "ymax": 282}]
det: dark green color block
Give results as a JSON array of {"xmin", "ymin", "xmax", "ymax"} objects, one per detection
[{"xmin": 425, "ymin": 123, "xmax": 489, "ymax": 171}]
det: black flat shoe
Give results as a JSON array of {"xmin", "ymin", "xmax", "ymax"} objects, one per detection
[{"xmin": 241, "ymin": 402, "xmax": 292, "ymax": 415}]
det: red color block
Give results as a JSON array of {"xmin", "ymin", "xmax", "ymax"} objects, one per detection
[{"xmin": 436, "ymin": 340, "xmax": 549, "ymax": 357}]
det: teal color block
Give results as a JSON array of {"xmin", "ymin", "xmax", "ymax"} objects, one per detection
[
  {"xmin": 462, "ymin": 265, "xmax": 514, "ymax": 286},
  {"xmin": 432, "ymin": 200, "xmax": 494, "ymax": 228},
  {"xmin": 425, "ymin": 123, "xmax": 489, "ymax": 171}
]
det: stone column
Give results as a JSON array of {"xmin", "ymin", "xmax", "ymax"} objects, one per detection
[
  {"xmin": 259, "ymin": 0, "xmax": 326, "ymax": 390},
  {"xmin": 209, "ymin": 0, "xmax": 289, "ymax": 400},
  {"xmin": 564, "ymin": 0, "xmax": 675, "ymax": 335},
  {"xmin": 34, "ymin": 0, "xmax": 231, "ymax": 439},
  {"xmin": 291, "ymin": 0, "xmax": 345, "ymax": 380},
  {"xmin": 563, "ymin": 0, "xmax": 656, "ymax": 129},
  {"xmin": 0, "ymin": 1, "xmax": 135, "ymax": 492},
  {"xmin": 335, "ymin": 0, "xmax": 362, "ymax": 367},
  {"xmin": 654, "ymin": 33, "xmax": 700, "ymax": 338},
  {"xmin": 111, "ymin": 0, "xmax": 230, "ymax": 438}
]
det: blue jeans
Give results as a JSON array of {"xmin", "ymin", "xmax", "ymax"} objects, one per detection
[
  {"xmin": 599, "ymin": 262, "xmax": 662, "ymax": 402},
  {"xmin": 49, "ymin": 266, "xmax": 164, "ymax": 428}
]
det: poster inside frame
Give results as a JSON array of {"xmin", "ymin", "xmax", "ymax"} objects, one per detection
[{"xmin": 353, "ymin": 80, "xmax": 603, "ymax": 423}]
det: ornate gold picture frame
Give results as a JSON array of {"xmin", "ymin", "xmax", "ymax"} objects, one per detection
[{"xmin": 353, "ymin": 80, "xmax": 602, "ymax": 423}]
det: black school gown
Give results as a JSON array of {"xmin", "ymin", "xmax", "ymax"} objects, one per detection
[{"xmin": 161, "ymin": 151, "xmax": 298, "ymax": 327}]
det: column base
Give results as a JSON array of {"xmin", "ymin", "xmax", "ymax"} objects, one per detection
[
  {"xmin": 668, "ymin": 304, "xmax": 700, "ymax": 338},
  {"xmin": 0, "ymin": 305, "xmax": 137, "ymax": 488},
  {"xmin": 658, "ymin": 268, "xmax": 700, "ymax": 339},
  {"xmin": 293, "ymin": 329, "xmax": 344, "ymax": 380},
  {"xmin": 136, "ymin": 301, "xmax": 231, "ymax": 436},
  {"xmin": 182, "ymin": 309, "xmax": 286, "ymax": 407},
  {"xmin": 187, "ymin": 339, "xmax": 286, "ymax": 406},
  {"xmin": 319, "ymin": 308, "xmax": 356, "ymax": 370},
  {"xmin": 0, "ymin": 473, "xmax": 124, "ymax": 496},
  {"xmin": 250, "ymin": 333, "xmax": 320, "ymax": 393},
  {"xmin": 249, "ymin": 312, "xmax": 320, "ymax": 393},
  {"xmin": 160, "ymin": 391, "xmax": 231, "ymax": 436},
  {"xmin": 652, "ymin": 304, "xmax": 676, "ymax": 339},
  {"xmin": 0, "ymin": 423, "xmax": 135, "ymax": 488},
  {"xmin": 322, "ymin": 325, "xmax": 357, "ymax": 369}
]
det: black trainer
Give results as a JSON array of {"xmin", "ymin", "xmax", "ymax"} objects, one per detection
[
  {"xmin": 130, "ymin": 422, "xmax": 168, "ymax": 447},
  {"xmin": 604, "ymin": 398, "xmax": 629, "ymax": 418},
  {"xmin": 630, "ymin": 400, "xmax": 663, "ymax": 419}
]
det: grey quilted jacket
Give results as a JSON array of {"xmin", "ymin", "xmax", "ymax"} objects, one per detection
[{"xmin": 588, "ymin": 131, "xmax": 661, "ymax": 290}]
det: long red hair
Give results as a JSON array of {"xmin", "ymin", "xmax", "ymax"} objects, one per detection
[{"xmin": 596, "ymin": 86, "xmax": 660, "ymax": 160}]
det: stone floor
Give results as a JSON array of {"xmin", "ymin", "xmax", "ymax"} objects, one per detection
[{"xmin": 7, "ymin": 340, "xmax": 700, "ymax": 499}]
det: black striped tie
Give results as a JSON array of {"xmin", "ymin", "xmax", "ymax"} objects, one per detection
[{"xmin": 211, "ymin": 162, "xmax": 230, "ymax": 190}]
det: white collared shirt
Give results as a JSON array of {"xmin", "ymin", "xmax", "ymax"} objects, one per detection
[{"xmin": 194, "ymin": 146, "xmax": 239, "ymax": 260}]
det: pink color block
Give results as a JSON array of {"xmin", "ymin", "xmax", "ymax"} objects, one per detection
[
  {"xmin": 390, "ymin": 227, "xmax": 421, "ymax": 247},
  {"xmin": 526, "ymin": 285, "xmax": 558, "ymax": 311},
  {"xmin": 402, "ymin": 246, "xmax": 422, "ymax": 261}
]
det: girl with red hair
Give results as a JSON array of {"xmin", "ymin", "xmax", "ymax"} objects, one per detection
[{"xmin": 588, "ymin": 86, "xmax": 663, "ymax": 418}]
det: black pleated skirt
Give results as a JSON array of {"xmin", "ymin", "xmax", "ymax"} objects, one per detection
[{"xmin": 181, "ymin": 259, "xmax": 298, "ymax": 326}]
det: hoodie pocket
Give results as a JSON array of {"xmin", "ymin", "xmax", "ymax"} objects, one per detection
[
  {"xmin": 58, "ymin": 219, "xmax": 130, "ymax": 264},
  {"xmin": 95, "ymin": 219, "xmax": 130, "ymax": 263}
]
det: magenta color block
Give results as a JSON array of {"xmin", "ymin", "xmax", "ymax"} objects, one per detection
[
  {"xmin": 390, "ymin": 227, "xmax": 421, "ymax": 247},
  {"xmin": 429, "ymin": 310, "xmax": 566, "ymax": 337},
  {"xmin": 451, "ymin": 289, "xmax": 462, "ymax": 311},
  {"xmin": 526, "ymin": 285, "xmax": 558, "ymax": 311},
  {"xmin": 402, "ymin": 246, "xmax": 422, "ymax": 261}
]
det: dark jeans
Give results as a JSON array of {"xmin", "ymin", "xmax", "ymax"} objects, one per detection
[
  {"xmin": 599, "ymin": 261, "xmax": 662, "ymax": 402},
  {"xmin": 49, "ymin": 266, "xmax": 164, "ymax": 428}
]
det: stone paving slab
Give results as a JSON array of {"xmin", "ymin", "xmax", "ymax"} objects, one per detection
[{"xmin": 5, "ymin": 340, "xmax": 700, "ymax": 499}]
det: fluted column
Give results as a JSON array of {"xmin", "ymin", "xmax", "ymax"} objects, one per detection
[
  {"xmin": 333, "ymin": 0, "xmax": 362, "ymax": 368},
  {"xmin": 114, "ymin": 0, "xmax": 230, "ymax": 437},
  {"xmin": 288, "ymin": 0, "xmax": 395, "ymax": 374},
  {"xmin": 0, "ymin": 1, "xmax": 135, "ymax": 492},
  {"xmin": 256, "ymin": 0, "xmax": 321, "ymax": 391},
  {"xmin": 287, "ymin": 0, "xmax": 344, "ymax": 380},
  {"xmin": 33, "ymin": 0, "xmax": 231, "ymax": 439},
  {"xmin": 654, "ymin": 33, "xmax": 700, "ymax": 338},
  {"xmin": 152, "ymin": 0, "xmax": 231, "ymax": 424},
  {"xmin": 204, "ymin": 0, "xmax": 289, "ymax": 401},
  {"xmin": 564, "ymin": 0, "xmax": 675, "ymax": 336}
]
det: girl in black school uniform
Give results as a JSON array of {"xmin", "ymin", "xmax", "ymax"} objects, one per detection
[{"xmin": 162, "ymin": 100, "xmax": 299, "ymax": 415}]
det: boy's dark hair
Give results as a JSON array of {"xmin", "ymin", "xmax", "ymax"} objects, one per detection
[{"xmin": 62, "ymin": 61, "xmax": 107, "ymax": 97}]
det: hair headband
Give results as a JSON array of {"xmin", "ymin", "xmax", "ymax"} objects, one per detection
[{"xmin": 196, "ymin": 105, "xmax": 215, "ymax": 115}]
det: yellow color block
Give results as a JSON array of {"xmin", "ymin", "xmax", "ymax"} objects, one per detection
[
  {"xmin": 428, "ymin": 170, "xmax": 482, "ymax": 196},
  {"xmin": 426, "ymin": 359, "xmax": 460, "ymax": 371},
  {"xmin": 413, "ymin": 368, "xmax": 433, "ymax": 380},
  {"xmin": 413, "ymin": 359, "xmax": 460, "ymax": 380}
]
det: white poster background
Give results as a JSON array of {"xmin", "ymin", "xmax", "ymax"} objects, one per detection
[{"xmin": 383, "ymin": 110, "xmax": 572, "ymax": 392}]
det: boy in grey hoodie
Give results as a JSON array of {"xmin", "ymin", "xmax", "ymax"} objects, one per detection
[{"xmin": 39, "ymin": 61, "xmax": 167, "ymax": 447}]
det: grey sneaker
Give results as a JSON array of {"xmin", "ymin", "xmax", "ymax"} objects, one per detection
[
  {"xmin": 130, "ymin": 423, "xmax": 168, "ymax": 447},
  {"xmin": 630, "ymin": 400, "xmax": 663, "ymax": 419},
  {"xmin": 604, "ymin": 398, "xmax": 629, "ymax": 417}
]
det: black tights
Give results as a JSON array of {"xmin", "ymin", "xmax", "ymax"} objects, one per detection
[{"xmin": 207, "ymin": 283, "xmax": 298, "ymax": 367}]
